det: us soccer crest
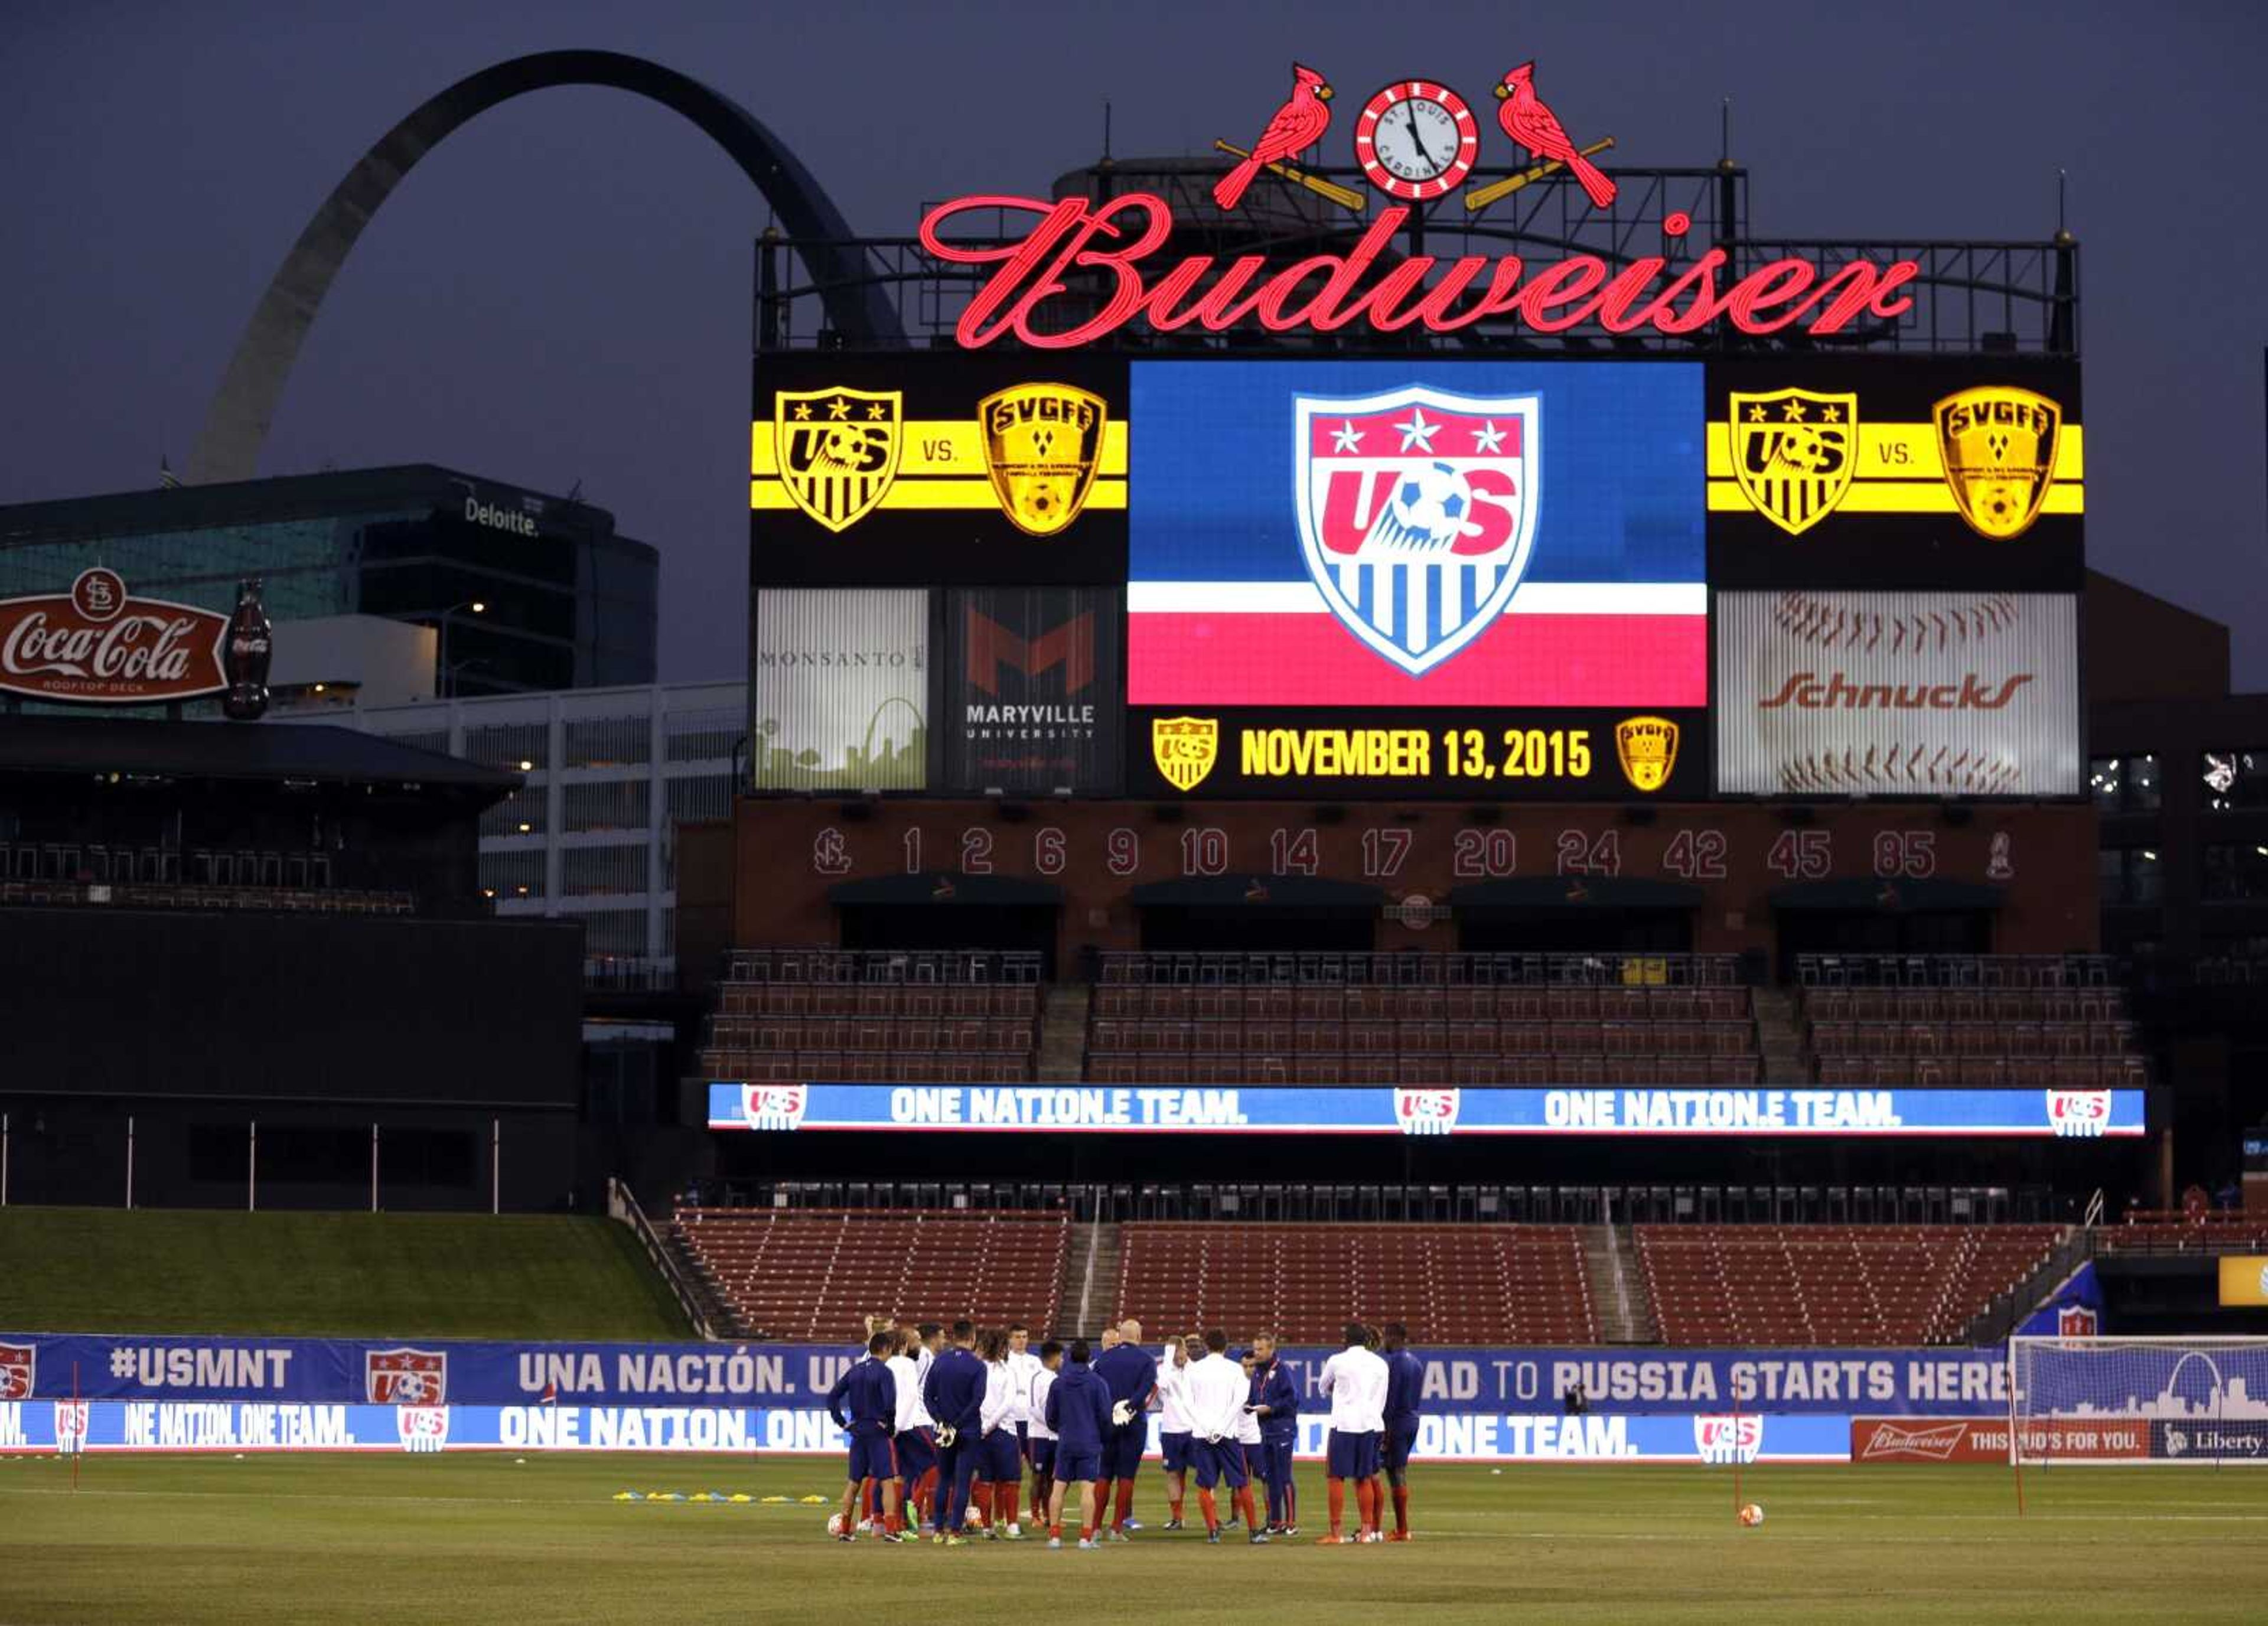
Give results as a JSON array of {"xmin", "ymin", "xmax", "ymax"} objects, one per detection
[
  {"xmin": 366, "ymin": 1347, "xmax": 447, "ymax": 1405},
  {"xmin": 1693, "ymin": 1414, "xmax": 1763, "ymax": 1465},
  {"xmin": 1152, "ymin": 716, "xmax": 1219, "ymax": 793},
  {"xmin": 1614, "ymin": 715, "xmax": 1679, "ymax": 793},
  {"xmin": 774, "ymin": 387, "xmax": 903, "ymax": 532},
  {"xmin": 0, "ymin": 1342, "xmax": 31, "ymax": 1400},
  {"xmin": 743, "ymin": 1084, "xmax": 810, "ymax": 1132},
  {"xmin": 1729, "ymin": 389, "xmax": 1858, "ymax": 536},
  {"xmin": 2057, "ymin": 1305, "xmax": 2100, "ymax": 1338},
  {"xmin": 1394, "ymin": 1088, "xmax": 1459, "ymax": 1136},
  {"xmin": 1295, "ymin": 387, "xmax": 1539, "ymax": 676},
  {"xmin": 1935, "ymin": 385, "xmax": 2061, "ymax": 540},
  {"xmin": 979, "ymin": 384, "xmax": 1107, "ymax": 537}
]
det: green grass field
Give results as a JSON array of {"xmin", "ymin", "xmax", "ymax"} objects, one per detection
[
  {"xmin": 0, "ymin": 1209, "xmax": 690, "ymax": 1339},
  {"xmin": 3, "ymin": 1454, "xmax": 2264, "ymax": 1624}
]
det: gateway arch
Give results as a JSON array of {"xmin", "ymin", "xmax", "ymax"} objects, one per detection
[{"xmin": 187, "ymin": 48, "xmax": 900, "ymax": 486}]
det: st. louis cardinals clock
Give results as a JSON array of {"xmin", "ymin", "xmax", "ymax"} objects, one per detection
[{"xmin": 1353, "ymin": 80, "xmax": 1481, "ymax": 201}]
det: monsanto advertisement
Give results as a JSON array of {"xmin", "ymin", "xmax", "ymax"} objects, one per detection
[
  {"xmin": 1713, "ymin": 590, "xmax": 2081, "ymax": 799},
  {"xmin": 0, "ymin": 568, "xmax": 230, "ymax": 704},
  {"xmin": 943, "ymin": 587, "xmax": 1121, "ymax": 795},
  {"xmin": 751, "ymin": 589, "xmax": 926, "ymax": 790}
]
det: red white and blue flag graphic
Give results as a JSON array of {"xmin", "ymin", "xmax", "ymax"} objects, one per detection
[{"xmin": 1128, "ymin": 361, "xmax": 1706, "ymax": 708}]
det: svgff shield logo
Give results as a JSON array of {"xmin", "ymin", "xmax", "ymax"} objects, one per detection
[
  {"xmin": 1294, "ymin": 386, "xmax": 1539, "ymax": 676},
  {"xmin": 2047, "ymin": 1089, "xmax": 2111, "ymax": 1138},
  {"xmin": 1614, "ymin": 715, "xmax": 1679, "ymax": 793},
  {"xmin": 366, "ymin": 1347, "xmax": 446, "ymax": 1405},
  {"xmin": 1394, "ymin": 1088, "xmax": 1459, "ymax": 1136},
  {"xmin": 743, "ymin": 1084, "xmax": 810, "ymax": 1132},
  {"xmin": 2057, "ymin": 1305, "xmax": 2100, "ymax": 1337},
  {"xmin": 0, "ymin": 1342, "xmax": 32, "ymax": 1400},
  {"xmin": 1935, "ymin": 385, "xmax": 2062, "ymax": 540},
  {"xmin": 979, "ymin": 384, "xmax": 1107, "ymax": 537},
  {"xmin": 1693, "ymin": 1414, "xmax": 1762, "ymax": 1465}
]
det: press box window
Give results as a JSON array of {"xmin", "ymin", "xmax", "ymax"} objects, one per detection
[
  {"xmin": 2202, "ymin": 750, "xmax": 2268, "ymax": 811},
  {"xmin": 2090, "ymin": 755, "xmax": 2161, "ymax": 814},
  {"xmin": 2203, "ymin": 844, "xmax": 2268, "ymax": 903},
  {"xmin": 2099, "ymin": 846, "xmax": 2163, "ymax": 907}
]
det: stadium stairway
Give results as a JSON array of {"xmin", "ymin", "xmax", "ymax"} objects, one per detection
[
  {"xmin": 1752, "ymin": 987, "xmax": 1807, "ymax": 1085},
  {"xmin": 1069, "ymin": 1221, "xmax": 1123, "ymax": 1337},
  {"xmin": 1038, "ymin": 985, "xmax": 1089, "ymax": 1081},
  {"xmin": 1584, "ymin": 1226, "xmax": 1658, "ymax": 1344}
]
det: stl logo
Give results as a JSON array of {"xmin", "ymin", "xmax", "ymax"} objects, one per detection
[
  {"xmin": 396, "ymin": 1406, "xmax": 449, "ymax": 1454},
  {"xmin": 743, "ymin": 1084, "xmax": 810, "ymax": 1132},
  {"xmin": 774, "ymin": 387, "xmax": 903, "ymax": 532},
  {"xmin": 366, "ymin": 1347, "xmax": 447, "ymax": 1405},
  {"xmin": 2047, "ymin": 1089, "xmax": 2111, "ymax": 1139},
  {"xmin": 2057, "ymin": 1305, "xmax": 2100, "ymax": 1338},
  {"xmin": 979, "ymin": 384, "xmax": 1107, "ymax": 537},
  {"xmin": 1693, "ymin": 1414, "xmax": 1762, "ymax": 1465},
  {"xmin": 1729, "ymin": 390, "xmax": 1858, "ymax": 536},
  {"xmin": 1152, "ymin": 716, "xmax": 1220, "ymax": 793},
  {"xmin": 1294, "ymin": 386, "xmax": 1539, "ymax": 676},
  {"xmin": 1394, "ymin": 1089, "xmax": 1460, "ymax": 1136},
  {"xmin": 0, "ymin": 1342, "xmax": 32, "ymax": 1400},
  {"xmin": 1614, "ymin": 715, "xmax": 1680, "ymax": 793},
  {"xmin": 1935, "ymin": 386, "xmax": 2062, "ymax": 540},
  {"xmin": 70, "ymin": 568, "xmax": 126, "ymax": 621}
]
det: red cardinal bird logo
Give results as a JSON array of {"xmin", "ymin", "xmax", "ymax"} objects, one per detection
[
  {"xmin": 1213, "ymin": 64, "xmax": 1334, "ymax": 211},
  {"xmin": 1495, "ymin": 61, "xmax": 1616, "ymax": 209}
]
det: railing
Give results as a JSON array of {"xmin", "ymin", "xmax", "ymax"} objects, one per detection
[
  {"xmin": 584, "ymin": 957, "xmax": 677, "ymax": 992},
  {"xmin": 0, "ymin": 878, "xmax": 415, "ymax": 915},
  {"xmin": 1795, "ymin": 954, "xmax": 2122, "ymax": 989},
  {"xmin": 607, "ymin": 1177, "xmax": 716, "ymax": 1341},
  {"xmin": 1094, "ymin": 950, "xmax": 1744, "ymax": 988},
  {"xmin": 721, "ymin": 947, "xmax": 1042, "ymax": 985}
]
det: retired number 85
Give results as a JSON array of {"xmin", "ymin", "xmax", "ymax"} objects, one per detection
[{"xmin": 1441, "ymin": 728, "xmax": 1591, "ymax": 780}]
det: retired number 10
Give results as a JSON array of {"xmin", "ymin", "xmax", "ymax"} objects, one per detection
[{"xmin": 1441, "ymin": 728, "xmax": 1592, "ymax": 780}]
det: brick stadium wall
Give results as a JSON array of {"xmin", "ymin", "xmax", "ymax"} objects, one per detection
[{"xmin": 725, "ymin": 799, "xmax": 2100, "ymax": 965}]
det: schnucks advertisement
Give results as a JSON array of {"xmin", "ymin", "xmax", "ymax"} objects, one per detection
[
  {"xmin": 706, "ymin": 1082, "xmax": 2143, "ymax": 1138},
  {"xmin": 1713, "ymin": 589, "xmax": 2081, "ymax": 799},
  {"xmin": 943, "ymin": 586, "xmax": 1121, "ymax": 795},
  {"xmin": 751, "ymin": 588, "xmax": 926, "ymax": 790}
]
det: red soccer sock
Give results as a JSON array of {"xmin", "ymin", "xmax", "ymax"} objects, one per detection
[
  {"xmin": 1356, "ymin": 1478, "xmax": 1378, "ymax": 1533},
  {"xmin": 1197, "ymin": 1487, "xmax": 1218, "ymax": 1532},
  {"xmin": 1114, "ymin": 1480, "xmax": 1135, "ymax": 1530},
  {"xmin": 1003, "ymin": 1485, "xmax": 1021, "ymax": 1526},
  {"xmin": 972, "ymin": 1482, "xmax": 993, "ymax": 1527},
  {"xmin": 1327, "ymin": 1477, "xmax": 1346, "ymax": 1536},
  {"xmin": 1236, "ymin": 1486, "xmax": 1260, "ymax": 1530},
  {"xmin": 1392, "ymin": 1483, "xmax": 1410, "ymax": 1534}
]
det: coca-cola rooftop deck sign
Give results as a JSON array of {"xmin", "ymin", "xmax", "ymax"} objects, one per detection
[{"xmin": 0, "ymin": 568, "xmax": 230, "ymax": 705}]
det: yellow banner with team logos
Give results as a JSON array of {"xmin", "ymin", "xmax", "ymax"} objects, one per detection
[
  {"xmin": 753, "ymin": 414, "xmax": 1128, "ymax": 523},
  {"xmin": 1707, "ymin": 421, "xmax": 2084, "ymax": 523}
]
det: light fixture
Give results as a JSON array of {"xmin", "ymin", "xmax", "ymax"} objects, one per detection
[
  {"xmin": 312, "ymin": 683, "xmax": 326, "ymax": 694},
  {"xmin": 470, "ymin": 601, "xmax": 487, "ymax": 614},
  {"xmin": 2142, "ymin": 851, "xmax": 2158, "ymax": 862},
  {"xmin": 519, "ymin": 759, "xmax": 533, "ymax": 771},
  {"xmin": 517, "ymin": 822, "xmax": 532, "ymax": 834}
]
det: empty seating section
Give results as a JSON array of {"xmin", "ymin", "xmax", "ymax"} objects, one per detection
[
  {"xmin": 1637, "ymin": 1224, "xmax": 2061, "ymax": 1346},
  {"xmin": 1089, "ymin": 952, "xmax": 1756, "ymax": 1086},
  {"xmin": 702, "ymin": 947, "xmax": 1041, "ymax": 1084},
  {"xmin": 2096, "ymin": 1213, "xmax": 2268, "ymax": 1253},
  {"xmin": 1796, "ymin": 954, "xmax": 2147, "ymax": 1089},
  {"xmin": 1116, "ymin": 1223, "xmax": 1596, "ymax": 1344},
  {"xmin": 673, "ymin": 1209, "xmax": 1068, "ymax": 1341}
]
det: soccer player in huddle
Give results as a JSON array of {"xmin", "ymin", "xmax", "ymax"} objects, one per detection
[
  {"xmin": 1090, "ymin": 1318, "xmax": 1156, "ymax": 1539},
  {"xmin": 1042, "ymin": 1338, "xmax": 1115, "ymax": 1549},
  {"xmin": 974, "ymin": 1329, "xmax": 1027, "ymax": 1537},
  {"xmin": 1316, "ymin": 1321, "xmax": 1390, "ymax": 1543},
  {"xmin": 1183, "ymin": 1329, "xmax": 1267, "ymax": 1544},
  {"xmin": 1006, "ymin": 1324, "xmax": 1042, "ymax": 1480},
  {"xmin": 1380, "ymin": 1322, "xmax": 1423, "ymax": 1541},
  {"xmin": 920, "ymin": 1320, "xmax": 987, "ymax": 1545},
  {"xmin": 1027, "ymin": 1340, "xmax": 1063, "ymax": 1519},
  {"xmin": 825, "ymin": 1331, "xmax": 904, "ymax": 1542},
  {"xmin": 885, "ymin": 1327, "xmax": 936, "ymax": 1529},
  {"xmin": 1247, "ymin": 1332, "xmax": 1300, "ymax": 1534},
  {"xmin": 1153, "ymin": 1334, "xmax": 1200, "ymax": 1529}
]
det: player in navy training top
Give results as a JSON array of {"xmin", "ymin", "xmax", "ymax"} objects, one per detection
[
  {"xmin": 826, "ymin": 1332, "xmax": 903, "ymax": 1541},
  {"xmin": 1043, "ymin": 1339, "xmax": 1115, "ymax": 1549},
  {"xmin": 1380, "ymin": 1321, "xmax": 1425, "ymax": 1541},
  {"xmin": 1247, "ymin": 1332, "xmax": 1301, "ymax": 1533},
  {"xmin": 920, "ymin": 1320, "xmax": 988, "ymax": 1544},
  {"xmin": 1090, "ymin": 1318, "xmax": 1159, "ymax": 1539}
]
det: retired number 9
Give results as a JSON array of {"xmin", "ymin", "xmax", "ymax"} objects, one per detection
[{"xmin": 1441, "ymin": 727, "xmax": 1592, "ymax": 780}]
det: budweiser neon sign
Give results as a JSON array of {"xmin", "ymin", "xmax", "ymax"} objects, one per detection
[
  {"xmin": 921, "ymin": 197, "xmax": 1921, "ymax": 350},
  {"xmin": 0, "ymin": 568, "xmax": 230, "ymax": 705}
]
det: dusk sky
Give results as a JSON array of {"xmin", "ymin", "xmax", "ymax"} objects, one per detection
[{"xmin": 4, "ymin": 1, "xmax": 2263, "ymax": 685}]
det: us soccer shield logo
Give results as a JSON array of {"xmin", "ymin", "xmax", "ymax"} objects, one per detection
[
  {"xmin": 0, "ymin": 1342, "xmax": 31, "ymax": 1400},
  {"xmin": 1394, "ymin": 1088, "xmax": 1459, "ymax": 1136},
  {"xmin": 774, "ymin": 387, "xmax": 903, "ymax": 532},
  {"xmin": 1693, "ymin": 1414, "xmax": 1762, "ymax": 1465},
  {"xmin": 2046, "ymin": 1088, "xmax": 2110, "ymax": 1138},
  {"xmin": 979, "ymin": 384, "xmax": 1107, "ymax": 537},
  {"xmin": 1729, "ymin": 389, "xmax": 1858, "ymax": 536},
  {"xmin": 2057, "ymin": 1305, "xmax": 2100, "ymax": 1338},
  {"xmin": 366, "ymin": 1347, "xmax": 447, "ymax": 1405},
  {"xmin": 1295, "ymin": 387, "xmax": 1539, "ymax": 676},
  {"xmin": 742, "ymin": 1083, "xmax": 810, "ymax": 1132},
  {"xmin": 1152, "ymin": 716, "xmax": 1220, "ymax": 793}
]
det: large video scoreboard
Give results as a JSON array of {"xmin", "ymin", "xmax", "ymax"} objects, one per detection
[{"xmin": 748, "ymin": 353, "xmax": 2083, "ymax": 804}]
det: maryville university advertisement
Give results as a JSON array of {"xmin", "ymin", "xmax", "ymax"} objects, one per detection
[
  {"xmin": 944, "ymin": 587, "xmax": 1121, "ymax": 794},
  {"xmin": 0, "ymin": 568, "xmax": 230, "ymax": 704}
]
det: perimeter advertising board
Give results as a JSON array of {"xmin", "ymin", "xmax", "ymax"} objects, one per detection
[
  {"xmin": 1714, "ymin": 591, "xmax": 2081, "ymax": 799},
  {"xmin": 1125, "ymin": 360, "xmax": 1707, "ymax": 800}
]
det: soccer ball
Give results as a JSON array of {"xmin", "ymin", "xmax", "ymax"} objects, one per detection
[
  {"xmin": 1738, "ymin": 1503, "xmax": 1764, "ymax": 1528},
  {"xmin": 825, "ymin": 1512, "xmax": 845, "ymax": 1537},
  {"xmin": 1384, "ymin": 461, "xmax": 1475, "ymax": 549}
]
